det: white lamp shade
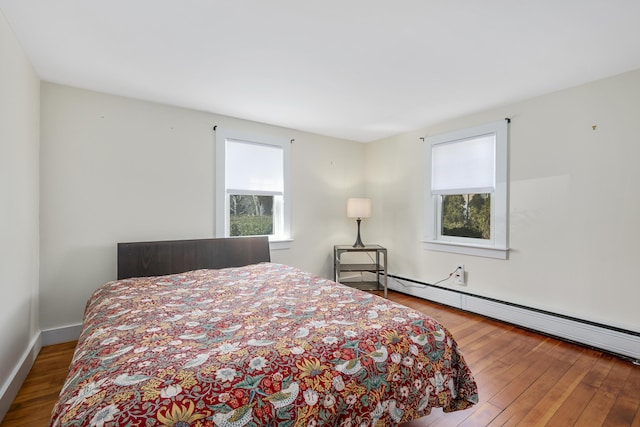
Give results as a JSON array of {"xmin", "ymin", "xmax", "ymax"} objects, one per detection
[{"xmin": 347, "ymin": 198, "xmax": 371, "ymax": 218}]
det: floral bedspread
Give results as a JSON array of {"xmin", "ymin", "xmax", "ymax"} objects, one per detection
[{"xmin": 50, "ymin": 263, "xmax": 477, "ymax": 426}]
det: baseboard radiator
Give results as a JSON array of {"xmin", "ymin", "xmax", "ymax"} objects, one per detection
[{"xmin": 388, "ymin": 275, "xmax": 640, "ymax": 363}]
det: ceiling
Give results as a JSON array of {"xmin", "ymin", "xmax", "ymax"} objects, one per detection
[{"xmin": 2, "ymin": 1, "xmax": 640, "ymax": 142}]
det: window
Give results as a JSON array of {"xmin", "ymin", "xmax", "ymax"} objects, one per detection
[
  {"xmin": 424, "ymin": 120, "xmax": 509, "ymax": 259},
  {"xmin": 216, "ymin": 131, "xmax": 291, "ymax": 249}
]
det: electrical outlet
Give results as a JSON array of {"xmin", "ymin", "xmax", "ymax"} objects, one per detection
[{"xmin": 454, "ymin": 265, "xmax": 465, "ymax": 285}]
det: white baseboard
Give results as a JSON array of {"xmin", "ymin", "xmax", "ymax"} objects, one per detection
[
  {"xmin": 0, "ymin": 332, "xmax": 42, "ymax": 423},
  {"xmin": 41, "ymin": 324, "xmax": 82, "ymax": 346},
  {"xmin": 389, "ymin": 277, "xmax": 640, "ymax": 362}
]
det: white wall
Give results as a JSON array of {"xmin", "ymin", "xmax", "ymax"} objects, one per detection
[
  {"xmin": 365, "ymin": 69, "xmax": 640, "ymax": 332},
  {"xmin": 0, "ymin": 9, "xmax": 40, "ymax": 418},
  {"xmin": 40, "ymin": 83, "xmax": 365, "ymax": 330}
]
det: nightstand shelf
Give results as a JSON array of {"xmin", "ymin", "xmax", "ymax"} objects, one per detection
[{"xmin": 334, "ymin": 245, "xmax": 387, "ymax": 298}]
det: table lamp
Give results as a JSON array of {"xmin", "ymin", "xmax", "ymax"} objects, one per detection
[{"xmin": 347, "ymin": 198, "xmax": 371, "ymax": 247}]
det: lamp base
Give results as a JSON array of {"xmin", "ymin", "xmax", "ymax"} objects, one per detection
[{"xmin": 353, "ymin": 218, "xmax": 365, "ymax": 247}]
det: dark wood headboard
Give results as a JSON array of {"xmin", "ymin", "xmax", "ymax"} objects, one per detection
[{"xmin": 117, "ymin": 236, "xmax": 271, "ymax": 279}]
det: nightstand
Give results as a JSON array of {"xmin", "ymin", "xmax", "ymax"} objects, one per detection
[{"xmin": 334, "ymin": 244, "xmax": 388, "ymax": 298}]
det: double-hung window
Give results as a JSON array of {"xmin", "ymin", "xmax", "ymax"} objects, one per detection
[
  {"xmin": 424, "ymin": 120, "xmax": 509, "ymax": 259},
  {"xmin": 216, "ymin": 131, "xmax": 291, "ymax": 249}
]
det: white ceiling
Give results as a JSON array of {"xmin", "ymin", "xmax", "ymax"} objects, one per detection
[{"xmin": 2, "ymin": 1, "xmax": 640, "ymax": 142}]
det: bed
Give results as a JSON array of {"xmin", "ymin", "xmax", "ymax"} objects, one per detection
[{"xmin": 50, "ymin": 236, "xmax": 478, "ymax": 426}]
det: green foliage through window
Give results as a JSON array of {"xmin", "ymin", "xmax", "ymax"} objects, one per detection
[
  {"xmin": 442, "ymin": 194, "xmax": 490, "ymax": 239},
  {"xmin": 229, "ymin": 195, "xmax": 274, "ymax": 236}
]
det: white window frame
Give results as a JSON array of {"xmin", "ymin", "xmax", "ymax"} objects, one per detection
[
  {"xmin": 423, "ymin": 120, "xmax": 509, "ymax": 259},
  {"xmin": 216, "ymin": 129, "xmax": 292, "ymax": 250}
]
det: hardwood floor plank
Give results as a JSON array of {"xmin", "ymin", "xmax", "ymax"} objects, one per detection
[
  {"xmin": 457, "ymin": 401, "xmax": 503, "ymax": 427},
  {"xmin": 495, "ymin": 360, "xmax": 575, "ymax": 424},
  {"xmin": 488, "ymin": 339, "xmax": 562, "ymax": 410},
  {"xmin": 601, "ymin": 360, "xmax": 640, "ymax": 427},
  {"xmin": 516, "ymin": 348, "xmax": 597, "ymax": 425},
  {"xmin": 625, "ymin": 368, "xmax": 640, "ymax": 427},
  {"xmin": 573, "ymin": 356, "xmax": 633, "ymax": 426},
  {"xmin": 548, "ymin": 354, "xmax": 616, "ymax": 426},
  {"xmin": 465, "ymin": 330, "xmax": 533, "ymax": 376}
]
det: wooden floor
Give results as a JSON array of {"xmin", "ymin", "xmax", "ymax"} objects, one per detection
[
  {"xmin": 3, "ymin": 291, "xmax": 639, "ymax": 426},
  {"xmin": 2, "ymin": 341, "xmax": 76, "ymax": 427}
]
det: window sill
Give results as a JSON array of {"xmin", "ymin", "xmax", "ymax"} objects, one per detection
[{"xmin": 422, "ymin": 240, "xmax": 509, "ymax": 260}]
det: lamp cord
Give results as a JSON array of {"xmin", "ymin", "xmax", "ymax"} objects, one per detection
[{"xmin": 361, "ymin": 251, "xmax": 459, "ymax": 288}]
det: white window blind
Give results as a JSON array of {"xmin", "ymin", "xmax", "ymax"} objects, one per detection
[
  {"xmin": 226, "ymin": 139, "xmax": 283, "ymax": 194},
  {"xmin": 431, "ymin": 134, "xmax": 496, "ymax": 194}
]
